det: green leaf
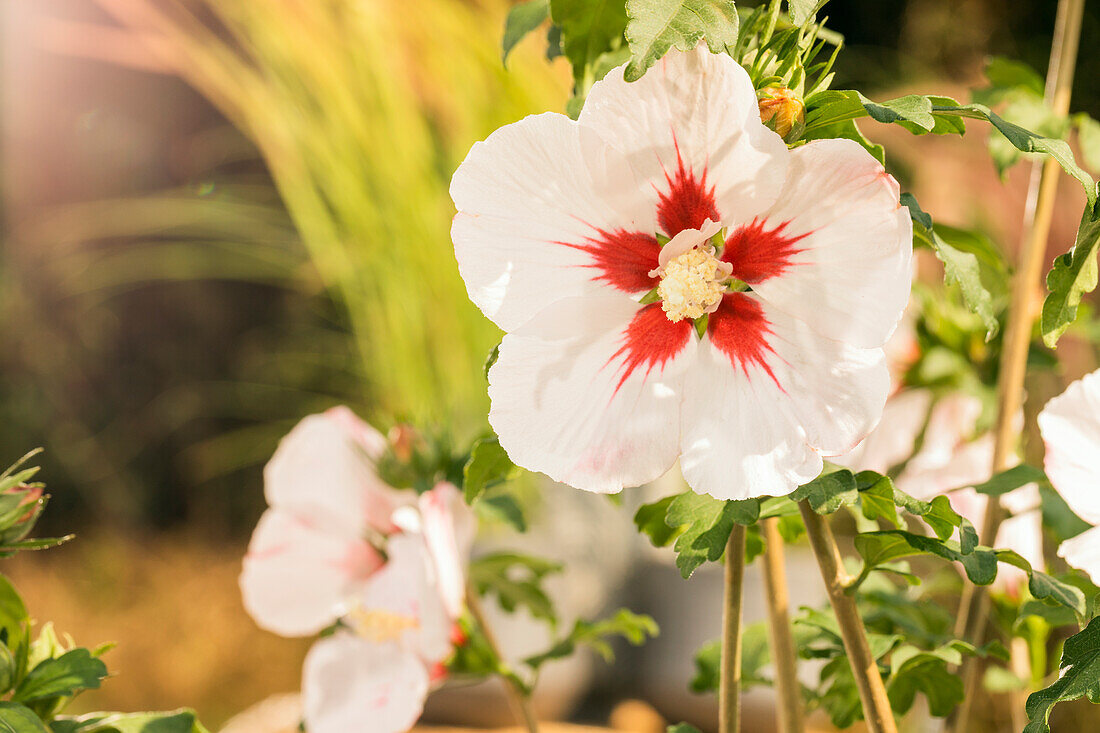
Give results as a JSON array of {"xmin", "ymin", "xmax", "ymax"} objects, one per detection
[
  {"xmin": 966, "ymin": 464, "xmax": 1047, "ymax": 498},
  {"xmin": 634, "ymin": 494, "xmax": 682, "ymax": 548},
  {"xmin": 886, "ymin": 644, "xmax": 965, "ymax": 717},
  {"xmin": 49, "ymin": 711, "xmax": 207, "ymax": 733},
  {"xmin": 691, "ymin": 621, "xmax": 772, "ymax": 694},
  {"xmin": 550, "ymin": 0, "xmax": 628, "ymax": 87},
  {"xmin": 623, "ymin": 0, "xmax": 739, "ymax": 82},
  {"xmin": 790, "ymin": 468, "xmax": 858, "ymax": 514},
  {"xmin": 1075, "ymin": 113, "xmax": 1100, "ymax": 172},
  {"xmin": 475, "ymin": 494, "xmax": 527, "ymax": 532},
  {"xmin": 787, "ymin": 0, "xmax": 822, "ymax": 26},
  {"xmin": 1024, "ymin": 616, "xmax": 1100, "ymax": 732},
  {"xmin": 853, "ymin": 531, "xmax": 997, "ymax": 585},
  {"xmin": 503, "ymin": 0, "xmax": 550, "ymax": 63},
  {"xmin": 524, "ymin": 608, "xmax": 657, "ymax": 668},
  {"xmin": 12, "ymin": 649, "xmax": 107, "ymax": 703},
  {"xmin": 1041, "ymin": 200, "xmax": 1100, "ymax": 347},
  {"xmin": 0, "ymin": 575, "xmax": 28, "ymax": 651},
  {"xmin": 667, "ymin": 725, "xmax": 703, "ymax": 733},
  {"xmin": 1029, "ymin": 570, "xmax": 1087, "ymax": 621},
  {"xmin": 666, "ymin": 493, "xmax": 759, "ymax": 579},
  {"xmin": 463, "ymin": 436, "xmax": 517, "ymax": 503},
  {"xmin": 857, "ymin": 472, "xmax": 899, "ymax": 528},
  {"xmin": 0, "ymin": 703, "xmax": 50, "ymax": 733},
  {"xmin": 903, "ymin": 193, "xmax": 998, "ymax": 340},
  {"xmin": 468, "ymin": 552, "xmax": 562, "ymax": 623},
  {"xmin": 983, "ymin": 57, "xmax": 1044, "ymax": 98}
]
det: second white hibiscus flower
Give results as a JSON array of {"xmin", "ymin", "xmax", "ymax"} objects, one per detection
[{"xmin": 451, "ymin": 47, "xmax": 912, "ymax": 500}]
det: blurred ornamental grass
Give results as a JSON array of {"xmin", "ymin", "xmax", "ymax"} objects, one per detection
[{"xmin": 65, "ymin": 0, "xmax": 567, "ymax": 430}]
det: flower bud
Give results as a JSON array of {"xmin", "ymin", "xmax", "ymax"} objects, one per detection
[
  {"xmin": 387, "ymin": 424, "xmax": 418, "ymax": 462},
  {"xmin": 758, "ymin": 85, "xmax": 805, "ymax": 142}
]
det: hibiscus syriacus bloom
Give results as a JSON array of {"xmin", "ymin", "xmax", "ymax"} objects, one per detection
[
  {"xmin": 450, "ymin": 48, "xmax": 912, "ymax": 499},
  {"xmin": 1038, "ymin": 369, "xmax": 1100, "ymax": 581},
  {"xmin": 240, "ymin": 408, "xmax": 475, "ymax": 733},
  {"xmin": 839, "ymin": 390, "xmax": 1042, "ymax": 592}
]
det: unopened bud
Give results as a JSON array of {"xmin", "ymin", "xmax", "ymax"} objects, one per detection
[
  {"xmin": 758, "ymin": 86, "xmax": 805, "ymax": 142},
  {"xmin": 387, "ymin": 424, "xmax": 417, "ymax": 462}
]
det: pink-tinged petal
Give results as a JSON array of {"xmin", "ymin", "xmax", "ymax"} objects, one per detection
[
  {"xmin": 302, "ymin": 634, "xmax": 428, "ymax": 733},
  {"xmin": 451, "ymin": 112, "xmax": 657, "ymax": 331},
  {"xmin": 1059, "ymin": 525, "xmax": 1100, "ymax": 584},
  {"xmin": 997, "ymin": 509, "xmax": 1043, "ymax": 595},
  {"xmin": 240, "ymin": 509, "xmax": 382, "ymax": 637},
  {"xmin": 1039, "ymin": 369, "xmax": 1100, "ymax": 524},
  {"xmin": 897, "ymin": 435, "xmax": 992, "ymax": 502},
  {"xmin": 264, "ymin": 411, "xmax": 413, "ymax": 538},
  {"xmin": 580, "ymin": 48, "xmax": 788, "ymax": 229},
  {"xmin": 419, "ymin": 482, "xmax": 476, "ymax": 619},
  {"xmin": 358, "ymin": 534, "xmax": 452, "ymax": 665},
  {"xmin": 680, "ymin": 295, "xmax": 822, "ymax": 499},
  {"xmin": 488, "ymin": 295, "xmax": 694, "ymax": 494},
  {"xmin": 748, "ymin": 138, "xmax": 913, "ymax": 349},
  {"xmin": 837, "ymin": 389, "xmax": 932, "ymax": 474}
]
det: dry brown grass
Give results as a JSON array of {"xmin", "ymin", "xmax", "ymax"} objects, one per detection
[{"xmin": 6, "ymin": 533, "xmax": 310, "ymax": 728}]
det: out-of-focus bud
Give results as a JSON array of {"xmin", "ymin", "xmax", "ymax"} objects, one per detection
[
  {"xmin": 758, "ymin": 85, "xmax": 805, "ymax": 143},
  {"xmin": 387, "ymin": 424, "xmax": 418, "ymax": 462}
]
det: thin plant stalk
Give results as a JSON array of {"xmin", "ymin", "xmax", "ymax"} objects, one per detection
[
  {"xmin": 465, "ymin": 582, "xmax": 539, "ymax": 733},
  {"xmin": 761, "ymin": 517, "xmax": 804, "ymax": 733},
  {"xmin": 719, "ymin": 524, "xmax": 747, "ymax": 733},
  {"xmin": 953, "ymin": 1, "xmax": 1085, "ymax": 728},
  {"xmin": 799, "ymin": 501, "xmax": 898, "ymax": 733}
]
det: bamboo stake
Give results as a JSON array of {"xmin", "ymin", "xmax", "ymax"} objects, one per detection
[
  {"xmin": 719, "ymin": 524, "xmax": 747, "ymax": 733},
  {"xmin": 953, "ymin": 2, "xmax": 1085, "ymax": 729},
  {"xmin": 799, "ymin": 501, "xmax": 898, "ymax": 733},
  {"xmin": 466, "ymin": 582, "xmax": 539, "ymax": 733},
  {"xmin": 761, "ymin": 517, "xmax": 804, "ymax": 733}
]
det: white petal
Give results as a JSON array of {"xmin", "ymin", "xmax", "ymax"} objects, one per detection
[
  {"xmin": 679, "ymin": 345, "xmax": 822, "ymax": 500},
  {"xmin": 1059, "ymin": 525, "xmax": 1100, "ymax": 584},
  {"xmin": 264, "ymin": 411, "xmax": 413, "ymax": 538},
  {"xmin": 488, "ymin": 295, "xmax": 695, "ymax": 494},
  {"xmin": 579, "ymin": 48, "xmax": 788, "ymax": 226},
  {"xmin": 240, "ymin": 509, "xmax": 381, "ymax": 637},
  {"xmin": 679, "ymin": 294, "xmax": 887, "ymax": 498},
  {"xmin": 419, "ymin": 482, "xmax": 476, "ymax": 619},
  {"xmin": 1039, "ymin": 369, "xmax": 1100, "ymax": 524},
  {"xmin": 748, "ymin": 138, "xmax": 913, "ymax": 348},
  {"xmin": 836, "ymin": 389, "xmax": 931, "ymax": 474},
  {"xmin": 358, "ymin": 534, "xmax": 452, "ymax": 665},
  {"xmin": 897, "ymin": 434, "xmax": 993, "ymax": 501},
  {"xmin": 451, "ymin": 112, "xmax": 657, "ymax": 332},
  {"xmin": 302, "ymin": 634, "xmax": 428, "ymax": 733},
  {"xmin": 762, "ymin": 304, "xmax": 892, "ymax": 456}
]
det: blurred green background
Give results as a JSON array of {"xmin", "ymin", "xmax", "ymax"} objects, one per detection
[{"xmin": 2, "ymin": 0, "xmax": 1100, "ymax": 728}]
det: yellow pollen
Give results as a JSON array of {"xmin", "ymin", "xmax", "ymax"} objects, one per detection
[
  {"xmin": 657, "ymin": 248, "xmax": 729, "ymax": 322},
  {"xmin": 347, "ymin": 606, "xmax": 419, "ymax": 643}
]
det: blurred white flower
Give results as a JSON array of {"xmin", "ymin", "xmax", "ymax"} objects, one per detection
[
  {"xmin": 451, "ymin": 48, "xmax": 912, "ymax": 500},
  {"xmin": 840, "ymin": 390, "xmax": 1042, "ymax": 593},
  {"xmin": 240, "ymin": 407, "xmax": 475, "ymax": 733},
  {"xmin": 1038, "ymin": 369, "xmax": 1100, "ymax": 582}
]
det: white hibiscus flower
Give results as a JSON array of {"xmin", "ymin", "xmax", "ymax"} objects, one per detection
[
  {"xmin": 451, "ymin": 48, "xmax": 912, "ymax": 499},
  {"xmin": 239, "ymin": 408, "xmax": 475, "ymax": 733}
]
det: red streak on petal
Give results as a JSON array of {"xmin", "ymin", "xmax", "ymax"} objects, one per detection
[
  {"xmin": 450, "ymin": 623, "xmax": 468, "ymax": 648},
  {"xmin": 428, "ymin": 662, "xmax": 449, "ymax": 683},
  {"xmin": 708, "ymin": 294, "xmax": 780, "ymax": 387},
  {"xmin": 608, "ymin": 304, "xmax": 693, "ymax": 393},
  {"xmin": 721, "ymin": 218, "xmax": 808, "ymax": 284},
  {"xmin": 564, "ymin": 229, "xmax": 660, "ymax": 294},
  {"xmin": 656, "ymin": 144, "xmax": 719, "ymax": 237}
]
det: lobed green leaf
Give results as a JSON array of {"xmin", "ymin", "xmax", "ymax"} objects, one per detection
[{"xmin": 623, "ymin": 0, "xmax": 739, "ymax": 82}]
